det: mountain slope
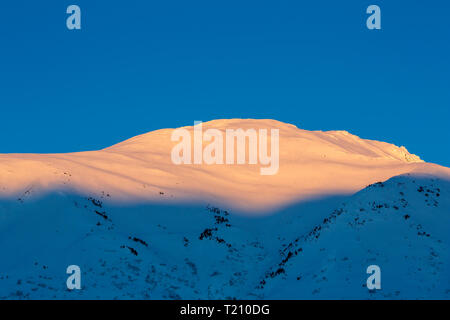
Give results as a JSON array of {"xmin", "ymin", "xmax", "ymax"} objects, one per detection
[
  {"xmin": 0, "ymin": 172, "xmax": 448, "ymax": 299},
  {"xmin": 260, "ymin": 173, "xmax": 450, "ymax": 299},
  {"xmin": 0, "ymin": 119, "xmax": 449, "ymax": 299},
  {"xmin": 0, "ymin": 119, "xmax": 444, "ymax": 213}
]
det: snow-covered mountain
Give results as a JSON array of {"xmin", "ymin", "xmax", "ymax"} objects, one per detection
[{"xmin": 0, "ymin": 119, "xmax": 448, "ymax": 299}]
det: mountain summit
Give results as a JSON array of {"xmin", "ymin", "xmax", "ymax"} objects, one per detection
[
  {"xmin": 0, "ymin": 119, "xmax": 444, "ymax": 212},
  {"xmin": 0, "ymin": 119, "xmax": 449, "ymax": 299}
]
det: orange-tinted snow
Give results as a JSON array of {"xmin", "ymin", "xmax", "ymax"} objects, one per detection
[{"xmin": 0, "ymin": 119, "xmax": 448, "ymax": 213}]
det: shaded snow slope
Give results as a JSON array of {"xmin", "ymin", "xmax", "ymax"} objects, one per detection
[
  {"xmin": 0, "ymin": 173, "xmax": 448, "ymax": 299},
  {"xmin": 260, "ymin": 173, "xmax": 450, "ymax": 299}
]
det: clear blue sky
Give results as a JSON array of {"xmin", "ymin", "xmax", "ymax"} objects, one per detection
[{"xmin": 0, "ymin": 1, "xmax": 449, "ymax": 166}]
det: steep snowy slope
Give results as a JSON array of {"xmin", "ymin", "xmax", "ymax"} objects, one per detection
[{"xmin": 260, "ymin": 173, "xmax": 450, "ymax": 299}]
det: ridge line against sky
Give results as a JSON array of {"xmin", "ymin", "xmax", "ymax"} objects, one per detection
[{"xmin": 0, "ymin": 1, "xmax": 449, "ymax": 166}]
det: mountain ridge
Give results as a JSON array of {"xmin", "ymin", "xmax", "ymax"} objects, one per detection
[
  {"xmin": 0, "ymin": 119, "xmax": 447, "ymax": 213},
  {"xmin": 0, "ymin": 119, "xmax": 449, "ymax": 299}
]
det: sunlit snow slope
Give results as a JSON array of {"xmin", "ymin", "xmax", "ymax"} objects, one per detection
[{"xmin": 0, "ymin": 119, "xmax": 445, "ymax": 212}]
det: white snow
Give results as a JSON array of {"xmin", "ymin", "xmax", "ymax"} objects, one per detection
[{"xmin": 0, "ymin": 119, "xmax": 448, "ymax": 299}]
